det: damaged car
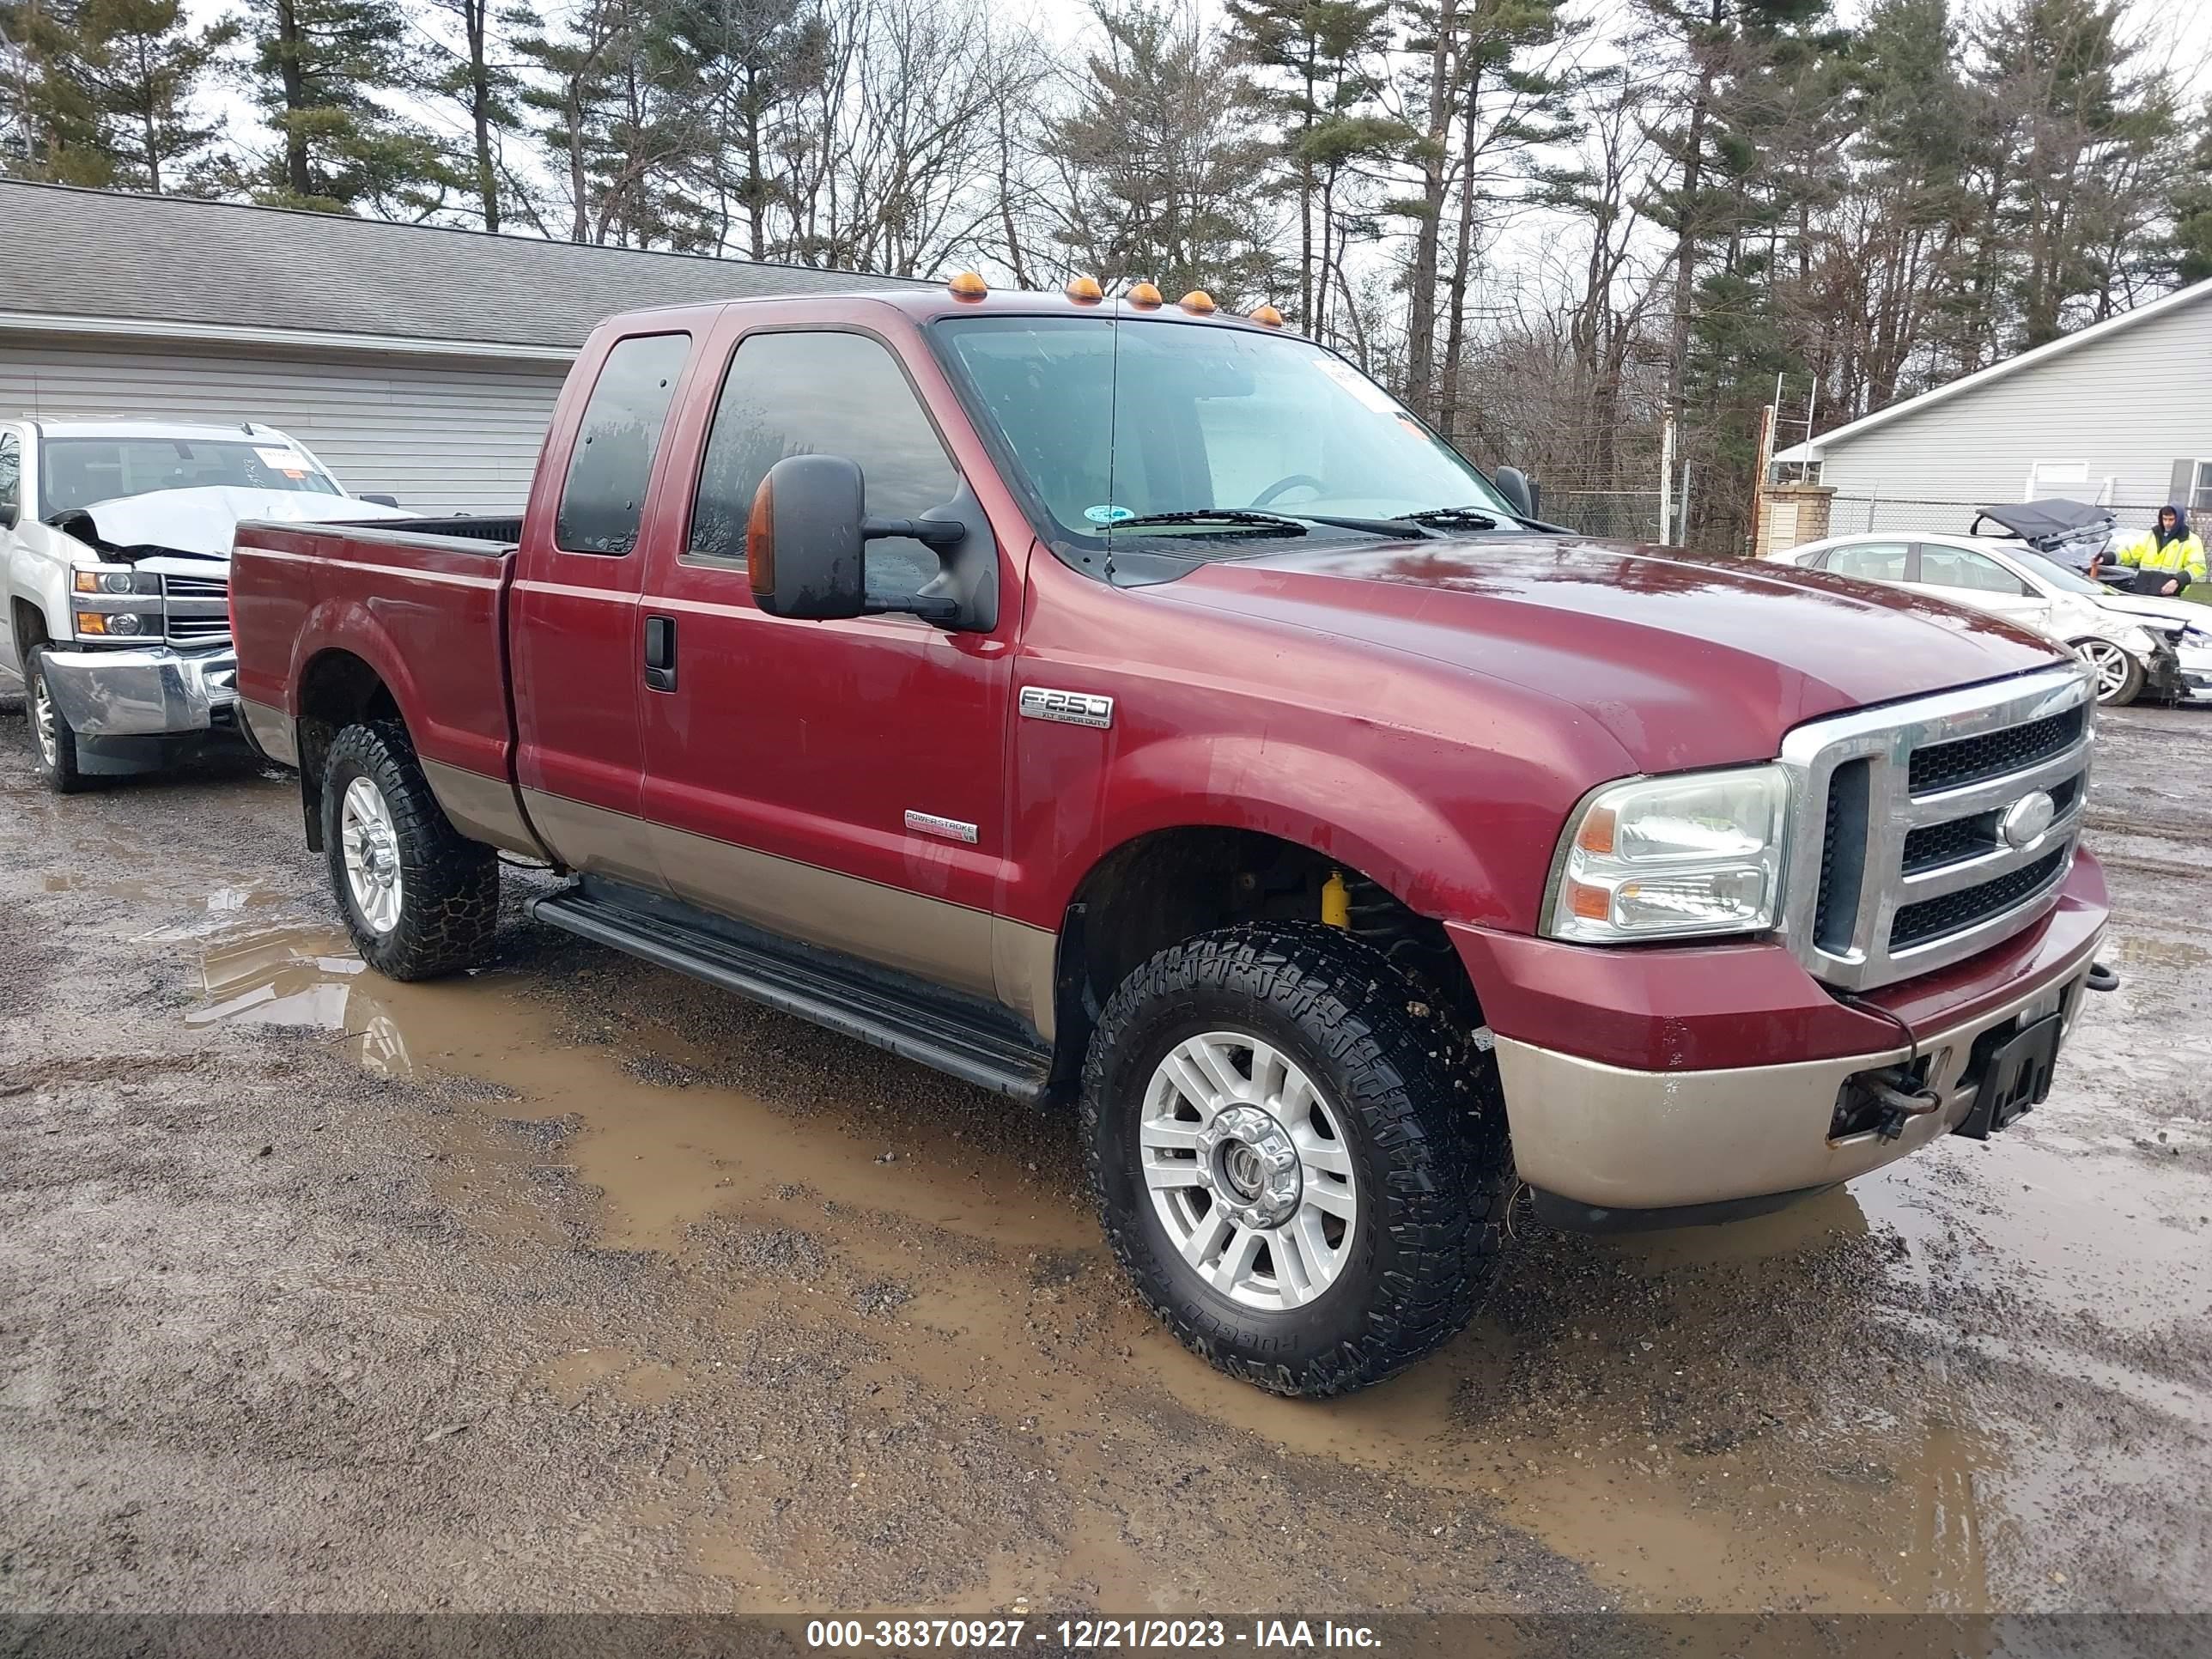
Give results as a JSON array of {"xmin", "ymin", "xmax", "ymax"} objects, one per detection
[{"xmin": 0, "ymin": 418, "xmax": 415, "ymax": 792}]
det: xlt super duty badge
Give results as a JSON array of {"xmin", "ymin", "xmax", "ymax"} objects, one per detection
[{"xmin": 1019, "ymin": 686, "xmax": 1114, "ymax": 729}]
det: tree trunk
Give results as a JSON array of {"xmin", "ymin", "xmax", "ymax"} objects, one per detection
[
  {"xmin": 276, "ymin": 0, "xmax": 312, "ymax": 198},
  {"xmin": 468, "ymin": 0, "xmax": 498, "ymax": 230},
  {"xmin": 1438, "ymin": 64, "xmax": 1483, "ymax": 445},
  {"xmin": 1403, "ymin": 0, "xmax": 1459, "ymax": 417},
  {"xmin": 1667, "ymin": 32, "xmax": 1714, "ymax": 453}
]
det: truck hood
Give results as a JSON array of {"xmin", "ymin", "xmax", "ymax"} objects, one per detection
[
  {"xmin": 1158, "ymin": 535, "xmax": 2071, "ymax": 772},
  {"xmin": 58, "ymin": 486, "xmax": 416, "ymax": 559}
]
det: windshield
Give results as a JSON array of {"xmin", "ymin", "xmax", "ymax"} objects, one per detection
[
  {"xmin": 933, "ymin": 315, "xmax": 1513, "ymax": 554},
  {"xmin": 39, "ymin": 436, "xmax": 340, "ymax": 515},
  {"xmin": 2009, "ymin": 547, "xmax": 2106, "ymax": 595}
]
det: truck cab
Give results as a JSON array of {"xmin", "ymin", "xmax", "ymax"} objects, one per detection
[
  {"xmin": 0, "ymin": 416, "xmax": 404, "ymax": 791},
  {"xmin": 228, "ymin": 282, "xmax": 2112, "ymax": 1399}
]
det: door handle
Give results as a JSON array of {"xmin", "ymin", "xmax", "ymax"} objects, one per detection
[{"xmin": 644, "ymin": 614, "xmax": 677, "ymax": 693}]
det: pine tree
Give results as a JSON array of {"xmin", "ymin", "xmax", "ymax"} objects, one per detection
[
  {"xmin": 1, "ymin": 0, "xmax": 109, "ymax": 182},
  {"xmin": 76, "ymin": 0, "xmax": 232, "ymax": 191},
  {"xmin": 234, "ymin": 0, "xmax": 458, "ymax": 216}
]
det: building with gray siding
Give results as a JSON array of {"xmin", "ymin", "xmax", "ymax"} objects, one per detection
[
  {"xmin": 1771, "ymin": 276, "xmax": 2212, "ymax": 547},
  {"xmin": 0, "ymin": 181, "xmax": 921, "ymax": 517}
]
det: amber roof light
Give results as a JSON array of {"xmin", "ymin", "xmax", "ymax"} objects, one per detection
[
  {"xmin": 947, "ymin": 271, "xmax": 989, "ymax": 301},
  {"xmin": 1249, "ymin": 304, "xmax": 1285, "ymax": 328},
  {"xmin": 1126, "ymin": 282, "xmax": 1163, "ymax": 309},
  {"xmin": 1065, "ymin": 276, "xmax": 1104, "ymax": 304},
  {"xmin": 1179, "ymin": 289, "xmax": 1217, "ymax": 315}
]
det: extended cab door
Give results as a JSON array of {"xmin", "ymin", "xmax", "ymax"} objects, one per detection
[
  {"xmin": 510, "ymin": 327, "xmax": 699, "ymax": 887},
  {"xmin": 632, "ymin": 318, "xmax": 1015, "ymax": 1000}
]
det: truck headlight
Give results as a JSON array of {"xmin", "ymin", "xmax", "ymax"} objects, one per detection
[
  {"xmin": 72, "ymin": 568, "xmax": 137, "ymax": 595},
  {"xmin": 1545, "ymin": 765, "xmax": 1791, "ymax": 943}
]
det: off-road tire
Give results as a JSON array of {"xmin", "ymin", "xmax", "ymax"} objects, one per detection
[
  {"xmin": 24, "ymin": 647, "xmax": 88, "ymax": 794},
  {"xmin": 322, "ymin": 720, "xmax": 498, "ymax": 980},
  {"xmin": 1083, "ymin": 923, "xmax": 1511, "ymax": 1396}
]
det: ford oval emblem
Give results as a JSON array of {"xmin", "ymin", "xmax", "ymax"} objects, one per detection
[{"xmin": 1999, "ymin": 790, "xmax": 2057, "ymax": 850}]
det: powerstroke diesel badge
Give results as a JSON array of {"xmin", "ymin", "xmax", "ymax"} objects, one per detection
[{"xmin": 1019, "ymin": 686, "xmax": 1115, "ymax": 729}]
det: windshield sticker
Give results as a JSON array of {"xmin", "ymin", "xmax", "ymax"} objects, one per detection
[
  {"xmin": 253, "ymin": 446, "xmax": 300, "ymax": 468},
  {"xmin": 1315, "ymin": 357, "xmax": 1400, "ymax": 415},
  {"xmin": 1085, "ymin": 504, "xmax": 1135, "ymax": 526}
]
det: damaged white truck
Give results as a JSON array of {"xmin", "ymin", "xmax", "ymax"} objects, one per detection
[{"xmin": 0, "ymin": 417, "xmax": 412, "ymax": 792}]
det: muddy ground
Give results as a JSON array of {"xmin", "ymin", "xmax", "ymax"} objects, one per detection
[{"xmin": 1, "ymin": 678, "xmax": 2208, "ymax": 1620}]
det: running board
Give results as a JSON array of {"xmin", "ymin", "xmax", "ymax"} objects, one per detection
[{"xmin": 527, "ymin": 884, "xmax": 1052, "ymax": 1102}]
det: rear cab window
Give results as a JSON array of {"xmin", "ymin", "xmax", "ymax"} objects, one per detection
[{"xmin": 556, "ymin": 332, "xmax": 693, "ymax": 556}]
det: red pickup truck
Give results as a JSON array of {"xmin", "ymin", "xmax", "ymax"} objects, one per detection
[{"xmin": 230, "ymin": 279, "xmax": 2112, "ymax": 1396}]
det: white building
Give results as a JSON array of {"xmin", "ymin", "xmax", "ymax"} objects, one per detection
[
  {"xmin": 1768, "ymin": 277, "xmax": 2212, "ymax": 549},
  {"xmin": 0, "ymin": 181, "xmax": 918, "ymax": 516}
]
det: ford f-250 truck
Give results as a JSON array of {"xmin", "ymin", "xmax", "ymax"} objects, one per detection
[{"xmin": 228, "ymin": 278, "xmax": 2113, "ymax": 1397}]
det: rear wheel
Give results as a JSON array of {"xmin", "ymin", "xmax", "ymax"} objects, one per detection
[
  {"xmin": 321, "ymin": 720, "xmax": 499, "ymax": 980},
  {"xmin": 24, "ymin": 647, "xmax": 88, "ymax": 794},
  {"xmin": 1083, "ymin": 923, "xmax": 1511, "ymax": 1397},
  {"xmin": 2072, "ymin": 638, "xmax": 2143, "ymax": 706}
]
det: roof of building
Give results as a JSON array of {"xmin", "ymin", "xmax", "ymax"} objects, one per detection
[
  {"xmin": 0, "ymin": 180, "xmax": 925, "ymax": 359},
  {"xmin": 1776, "ymin": 276, "xmax": 2212, "ymax": 464}
]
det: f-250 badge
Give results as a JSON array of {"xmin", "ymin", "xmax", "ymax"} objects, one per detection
[{"xmin": 1019, "ymin": 686, "xmax": 1114, "ymax": 729}]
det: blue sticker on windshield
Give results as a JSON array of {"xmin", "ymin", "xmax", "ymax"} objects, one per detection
[{"xmin": 1085, "ymin": 504, "xmax": 1135, "ymax": 525}]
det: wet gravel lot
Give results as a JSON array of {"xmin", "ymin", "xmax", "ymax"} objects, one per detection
[{"xmin": 1, "ymin": 680, "xmax": 2208, "ymax": 1617}]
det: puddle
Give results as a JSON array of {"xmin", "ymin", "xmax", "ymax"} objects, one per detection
[
  {"xmin": 177, "ymin": 905, "xmax": 2210, "ymax": 1615},
  {"xmin": 134, "ymin": 884, "xmax": 287, "ymax": 943}
]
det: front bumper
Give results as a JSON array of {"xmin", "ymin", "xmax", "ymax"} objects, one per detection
[
  {"xmin": 1456, "ymin": 854, "xmax": 2110, "ymax": 1219},
  {"xmin": 2175, "ymin": 643, "xmax": 2212, "ymax": 702},
  {"xmin": 40, "ymin": 644, "xmax": 238, "ymax": 738}
]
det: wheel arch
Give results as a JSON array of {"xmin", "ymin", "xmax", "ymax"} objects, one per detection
[
  {"xmin": 293, "ymin": 644, "xmax": 407, "ymax": 849},
  {"xmin": 1042, "ymin": 823, "xmax": 1485, "ymax": 1094}
]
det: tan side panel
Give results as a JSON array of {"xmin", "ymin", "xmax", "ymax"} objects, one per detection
[
  {"xmin": 422, "ymin": 759, "xmax": 542, "ymax": 858},
  {"xmin": 992, "ymin": 917, "xmax": 1060, "ymax": 1043},
  {"xmin": 520, "ymin": 788, "xmax": 664, "ymax": 891},
  {"xmin": 650, "ymin": 817, "xmax": 1000, "ymax": 1001},
  {"xmin": 239, "ymin": 698, "xmax": 298, "ymax": 769}
]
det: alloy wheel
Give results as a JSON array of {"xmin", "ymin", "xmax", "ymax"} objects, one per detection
[
  {"xmin": 340, "ymin": 776, "xmax": 405, "ymax": 934},
  {"xmin": 1138, "ymin": 1030, "xmax": 1359, "ymax": 1311}
]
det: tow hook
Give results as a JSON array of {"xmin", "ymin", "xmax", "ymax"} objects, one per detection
[
  {"xmin": 2085, "ymin": 963, "xmax": 2120, "ymax": 993},
  {"xmin": 1862, "ymin": 1067, "xmax": 1942, "ymax": 1142}
]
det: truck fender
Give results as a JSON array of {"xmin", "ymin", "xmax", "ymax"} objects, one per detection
[{"xmin": 1050, "ymin": 732, "xmax": 1516, "ymax": 929}]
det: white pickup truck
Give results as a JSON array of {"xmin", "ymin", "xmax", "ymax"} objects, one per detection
[{"xmin": 0, "ymin": 417, "xmax": 413, "ymax": 791}]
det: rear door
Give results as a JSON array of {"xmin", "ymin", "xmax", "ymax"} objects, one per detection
[
  {"xmin": 510, "ymin": 327, "xmax": 698, "ymax": 887},
  {"xmin": 633, "ymin": 319, "xmax": 1015, "ymax": 1000},
  {"xmin": 1817, "ymin": 538, "xmax": 1911, "ymax": 588}
]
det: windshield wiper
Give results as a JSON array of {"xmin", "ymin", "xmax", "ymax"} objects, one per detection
[
  {"xmin": 1109, "ymin": 508, "xmax": 1309, "ymax": 535},
  {"xmin": 1392, "ymin": 506, "xmax": 1501, "ymax": 531}
]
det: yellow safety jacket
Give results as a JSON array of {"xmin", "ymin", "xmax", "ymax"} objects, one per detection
[{"xmin": 2117, "ymin": 528, "xmax": 2208, "ymax": 587}]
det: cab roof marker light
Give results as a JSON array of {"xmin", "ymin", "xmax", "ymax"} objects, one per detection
[
  {"xmin": 1249, "ymin": 304, "xmax": 1285, "ymax": 328},
  {"xmin": 947, "ymin": 271, "xmax": 989, "ymax": 301},
  {"xmin": 1126, "ymin": 282, "xmax": 1164, "ymax": 309},
  {"xmin": 1179, "ymin": 289, "xmax": 1217, "ymax": 315},
  {"xmin": 1065, "ymin": 276, "xmax": 1104, "ymax": 305}
]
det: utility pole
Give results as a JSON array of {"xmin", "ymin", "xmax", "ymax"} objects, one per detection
[{"xmin": 1659, "ymin": 410, "xmax": 1676, "ymax": 545}]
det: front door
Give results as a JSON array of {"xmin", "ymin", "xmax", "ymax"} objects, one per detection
[
  {"xmin": 510, "ymin": 329, "xmax": 698, "ymax": 887},
  {"xmin": 635, "ymin": 324, "xmax": 1016, "ymax": 1000},
  {"xmin": 0, "ymin": 429, "xmax": 25, "ymax": 678},
  {"xmin": 1911, "ymin": 544, "xmax": 2053, "ymax": 632}
]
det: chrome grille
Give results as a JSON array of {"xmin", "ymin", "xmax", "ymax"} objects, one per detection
[
  {"xmin": 159, "ymin": 571, "xmax": 230, "ymax": 648},
  {"xmin": 1778, "ymin": 665, "xmax": 2094, "ymax": 990}
]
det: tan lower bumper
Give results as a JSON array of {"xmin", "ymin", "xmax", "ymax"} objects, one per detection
[{"xmin": 1492, "ymin": 934, "xmax": 2103, "ymax": 1212}]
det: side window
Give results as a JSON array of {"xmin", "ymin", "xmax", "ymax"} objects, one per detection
[
  {"xmin": 688, "ymin": 330, "xmax": 958, "ymax": 604},
  {"xmin": 1917, "ymin": 546, "xmax": 2030, "ymax": 596},
  {"xmin": 0, "ymin": 433, "xmax": 19, "ymax": 526},
  {"xmin": 1824, "ymin": 541, "xmax": 1909, "ymax": 581},
  {"xmin": 555, "ymin": 332, "xmax": 692, "ymax": 555}
]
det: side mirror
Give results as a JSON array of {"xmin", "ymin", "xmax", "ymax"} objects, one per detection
[
  {"xmin": 747, "ymin": 453, "xmax": 979, "ymax": 627},
  {"xmin": 358, "ymin": 492, "xmax": 400, "ymax": 507},
  {"xmin": 1495, "ymin": 466, "xmax": 1538, "ymax": 520}
]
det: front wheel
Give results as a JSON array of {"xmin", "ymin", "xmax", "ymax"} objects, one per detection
[
  {"xmin": 23, "ymin": 647, "xmax": 88, "ymax": 793},
  {"xmin": 2072, "ymin": 638, "xmax": 2144, "ymax": 706},
  {"xmin": 321, "ymin": 720, "xmax": 499, "ymax": 980},
  {"xmin": 1083, "ymin": 924, "xmax": 1511, "ymax": 1397}
]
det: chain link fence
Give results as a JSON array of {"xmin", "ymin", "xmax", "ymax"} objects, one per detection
[{"xmin": 1824, "ymin": 494, "xmax": 2183, "ymax": 541}]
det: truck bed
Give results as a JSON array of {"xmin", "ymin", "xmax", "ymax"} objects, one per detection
[{"xmin": 230, "ymin": 518, "xmax": 522, "ymax": 797}]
